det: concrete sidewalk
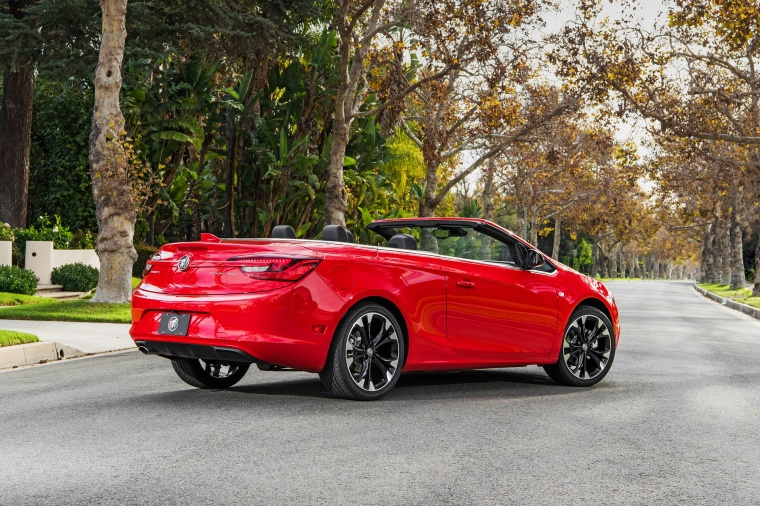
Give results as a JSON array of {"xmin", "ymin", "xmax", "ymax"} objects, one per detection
[{"xmin": 0, "ymin": 320, "xmax": 135, "ymax": 354}]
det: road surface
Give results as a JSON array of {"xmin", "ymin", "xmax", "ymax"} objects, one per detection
[{"xmin": 1, "ymin": 281, "xmax": 759, "ymax": 505}]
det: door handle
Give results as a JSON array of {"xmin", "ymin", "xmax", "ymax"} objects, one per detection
[{"xmin": 456, "ymin": 280, "xmax": 476, "ymax": 289}]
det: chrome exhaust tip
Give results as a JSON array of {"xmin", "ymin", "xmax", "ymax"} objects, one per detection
[{"xmin": 138, "ymin": 346, "xmax": 149, "ymax": 355}]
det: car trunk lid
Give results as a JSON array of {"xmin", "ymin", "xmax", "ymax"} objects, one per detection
[{"xmin": 138, "ymin": 240, "xmax": 322, "ymax": 295}]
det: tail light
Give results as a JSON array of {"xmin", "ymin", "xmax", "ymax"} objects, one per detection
[{"xmin": 229, "ymin": 256, "xmax": 321, "ymax": 282}]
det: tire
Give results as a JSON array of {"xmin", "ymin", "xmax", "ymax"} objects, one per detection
[
  {"xmin": 544, "ymin": 305, "xmax": 616, "ymax": 387},
  {"xmin": 171, "ymin": 358, "xmax": 250, "ymax": 389},
  {"xmin": 319, "ymin": 302, "xmax": 405, "ymax": 401}
]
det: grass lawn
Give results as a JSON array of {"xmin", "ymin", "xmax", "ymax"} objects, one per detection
[
  {"xmin": 0, "ymin": 330, "xmax": 40, "ymax": 347},
  {"xmin": 0, "ymin": 277, "xmax": 141, "ymax": 323},
  {"xmin": 0, "ymin": 292, "xmax": 58, "ymax": 307},
  {"xmin": 698, "ymin": 283, "xmax": 760, "ymax": 309},
  {"xmin": 0, "ymin": 300, "xmax": 131, "ymax": 323}
]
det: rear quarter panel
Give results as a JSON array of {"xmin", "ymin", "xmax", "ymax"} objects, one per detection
[{"xmin": 307, "ymin": 244, "xmax": 451, "ymax": 370}]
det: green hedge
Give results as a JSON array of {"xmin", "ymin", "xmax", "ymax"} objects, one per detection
[
  {"xmin": 0, "ymin": 265, "xmax": 38, "ymax": 296},
  {"xmin": 133, "ymin": 243, "xmax": 159, "ymax": 278},
  {"xmin": 51, "ymin": 263, "xmax": 99, "ymax": 292}
]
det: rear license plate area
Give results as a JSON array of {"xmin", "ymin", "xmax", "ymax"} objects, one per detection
[{"xmin": 158, "ymin": 313, "xmax": 191, "ymax": 336}]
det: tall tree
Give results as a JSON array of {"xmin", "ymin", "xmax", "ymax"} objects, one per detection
[
  {"xmin": 325, "ymin": 0, "xmax": 395, "ymax": 227},
  {"xmin": 89, "ymin": 0, "xmax": 135, "ymax": 303},
  {"xmin": 0, "ymin": 0, "xmax": 36, "ymax": 228}
]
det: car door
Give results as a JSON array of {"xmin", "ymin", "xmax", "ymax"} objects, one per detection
[{"xmin": 439, "ymin": 230, "xmax": 558, "ymax": 359}]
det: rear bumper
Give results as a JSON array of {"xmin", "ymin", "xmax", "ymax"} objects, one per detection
[
  {"xmin": 136, "ymin": 340, "xmax": 259, "ymax": 363},
  {"xmin": 129, "ymin": 273, "xmax": 346, "ymax": 372}
]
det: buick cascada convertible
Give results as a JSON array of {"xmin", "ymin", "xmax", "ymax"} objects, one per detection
[{"xmin": 130, "ymin": 218, "xmax": 620, "ymax": 400}]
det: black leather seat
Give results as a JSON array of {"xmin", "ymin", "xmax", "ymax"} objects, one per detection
[
  {"xmin": 388, "ymin": 233, "xmax": 417, "ymax": 250},
  {"xmin": 346, "ymin": 230, "xmax": 355, "ymax": 243},
  {"xmin": 322, "ymin": 225, "xmax": 349, "ymax": 242},
  {"xmin": 271, "ymin": 225, "xmax": 296, "ymax": 239}
]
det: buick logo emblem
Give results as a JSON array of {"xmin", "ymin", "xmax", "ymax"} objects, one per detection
[
  {"xmin": 168, "ymin": 316, "xmax": 179, "ymax": 332},
  {"xmin": 177, "ymin": 255, "xmax": 191, "ymax": 271}
]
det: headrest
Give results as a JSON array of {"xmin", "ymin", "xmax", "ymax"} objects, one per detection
[
  {"xmin": 271, "ymin": 225, "xmax": 296, "ymax": 239},
  {"xmin": 345, "ymin": 230, "xmax": 355, "ymax": 243},
  {"xmin": 388, "ymin": 233, "xmax": 417, "ymax": 250},
  {"xmin": 322, "ymin": 225, "xmax": 349, "ymax": 242}
]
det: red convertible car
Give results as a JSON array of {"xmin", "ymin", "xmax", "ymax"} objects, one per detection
[{"xmin": 130, "ymin": 218, "xmax": 619, "ymax": 400}]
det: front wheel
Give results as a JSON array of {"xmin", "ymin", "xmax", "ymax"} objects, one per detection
[
  {"xmin": 319, "ymin": 303, "xmax": 405, "ymax": 401},
  {"xmin": 171, "ymin": 358, "xmax": 250, "ymax": 389},
  {"xmin": 544, "ymin": 305, "xmax": 616, "ymax": 387}
]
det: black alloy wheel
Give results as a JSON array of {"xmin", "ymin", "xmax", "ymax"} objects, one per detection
[
  {"xmin": 544, "ymin": 305, "xmax": 615, "ymax": 387},
  {"xmin": 171, "ymin": 358, "xmax": 250, "ymax": 389},
  {"xmin": 320, "ymin": 302, "xmax": 405, "ymax": 400}
]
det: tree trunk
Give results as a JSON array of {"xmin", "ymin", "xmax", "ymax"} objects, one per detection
[
  {"xmin": 325, "ymin": 118, "xmax": 350, "ymax": 226},
  {"xmin": 711, "ymin": 216, "xmax": 723, "ymax": 283},
  {"xmin": 479, "ymin": 160, "xmax": 495, "ymax": 260},
  {"xmin": 0, "ymin": 0, "xmax": 38, "ymax": 228},
  {"xmin": 88, "ymin": 0, "xmax": 136, "ymax": 304},
  {"xmin": 729, "ymin": 212, "xmax": 746, "ymax": 290},
  {"xmin": 754, "ymin": 221, "xmax": 760, "ymax": 296},
  {"xmin": 701, "ymin": 222, "xmax": 713, "ymax": 283},
  {"xmin": 618, "ymin": 250, "xmax": 625, "ymax": 278},
  {"xmin": 225, "ymin": 108, "xmax": 237, "ymax": 237},
  {"xmin": 590, "ymin": 240, "xmax": 599, "ymax": 278},
  {"xmin": 188, "ymin": 198, "xmax": 201, "ymax": 241},
  {"xmin": 517, "ymin": 206, "xmax": 526, "ymax": 240},
  {"xmin": 0, "ymin": 66, "xmax": 34, "ymax": 228},
  {"xmin": 551, "ymin": 216, "xmax": 561, "ymax": 260},
  {"xmin": 419, "ymin": 159, "xmax": 439, "ymax": 252},
  {"xmin": 324, "ymin": 0, "xmax": 387, "ymax": 227},
  {"xmin": 529, "ymin": 213, "xmax": 538, "ymax": 246},
  {"xmin": 719, "ymin": 218, "xmax": 731, "ymax": 285}
]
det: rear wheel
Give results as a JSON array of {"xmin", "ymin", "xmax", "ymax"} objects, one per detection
[
  {"xmin": 171, "ymin": 358, "xmax": 250, "ymax": 389},
  {"xmin": 544, "ymin": 305, "xmax": 615, "ymax": 387},
  {"xmin": 320, "ymin": 303, "xmax": 405, "ymax": 401}
]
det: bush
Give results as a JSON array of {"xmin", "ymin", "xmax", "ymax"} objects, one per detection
[
  {"xmin": 51, "ymin": 263, "xmax": 99, "ymax": 292},
  {"xmin": 0, "ymin": 222, "xmax": 14, "ymax": 242},
  {"xmin": 133, "ymin": 243, "xmax": 159, "ymax": 278},
  {"xmin": 29, "ymin": 80, "xmax": 97, "ymax": 233},
  {"xmin": 0, "ymin": 265, "xmax": 38, "ymax": 296}
]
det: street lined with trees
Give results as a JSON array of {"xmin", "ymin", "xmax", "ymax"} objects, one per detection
[{"xmin": 0, "ymin": 0, "xmax": 756, "ymax": 301}]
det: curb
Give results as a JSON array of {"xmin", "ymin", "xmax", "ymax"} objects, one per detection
[
  {"xmin": 0, "ymin": 342, "xmax": 87, "ymax": 371},
  {"xmin": 694, "ymin": 285, "xmax": 760, "ymax": 321}
]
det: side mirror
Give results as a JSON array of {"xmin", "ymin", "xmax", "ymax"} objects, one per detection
[{"xmin": 525, "ymin": 250, "xmax": 545, "ymax": 270}]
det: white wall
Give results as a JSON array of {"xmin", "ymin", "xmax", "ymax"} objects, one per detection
[
  {"xmin": 25, "ymin": 241, "xmax": 99, "ymax": 286},
  {"xmin": 0, "ymin": 241, "xmax": 11, "ymax": 267}
]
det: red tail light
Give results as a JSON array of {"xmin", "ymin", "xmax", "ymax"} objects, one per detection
[{"xmin": 229, "ymin": 256, "xmax": 321, "ymax": 282}]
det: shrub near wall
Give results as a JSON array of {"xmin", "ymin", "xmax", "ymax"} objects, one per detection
[
  {"xmin": 0, "ymin": 265, "xmax": 38, "ymax": 296},
  {"xmin": 51, "ymin": 263, "xmax": 99, "ymax": 292}
]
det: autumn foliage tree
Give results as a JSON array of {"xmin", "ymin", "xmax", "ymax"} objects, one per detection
[{"xmin": 554, "ymin": 0, "xmax": 760, "ymax": 292}]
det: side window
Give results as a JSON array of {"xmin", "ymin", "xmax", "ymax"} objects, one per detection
[{"xmin": 434, "ymin": 228, "xmax": 517, "ymax": 266}]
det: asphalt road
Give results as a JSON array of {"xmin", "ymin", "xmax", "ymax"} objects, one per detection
[{"xmin": 2, "ymin": 281, "xmax": 760, "ymax": 505}]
